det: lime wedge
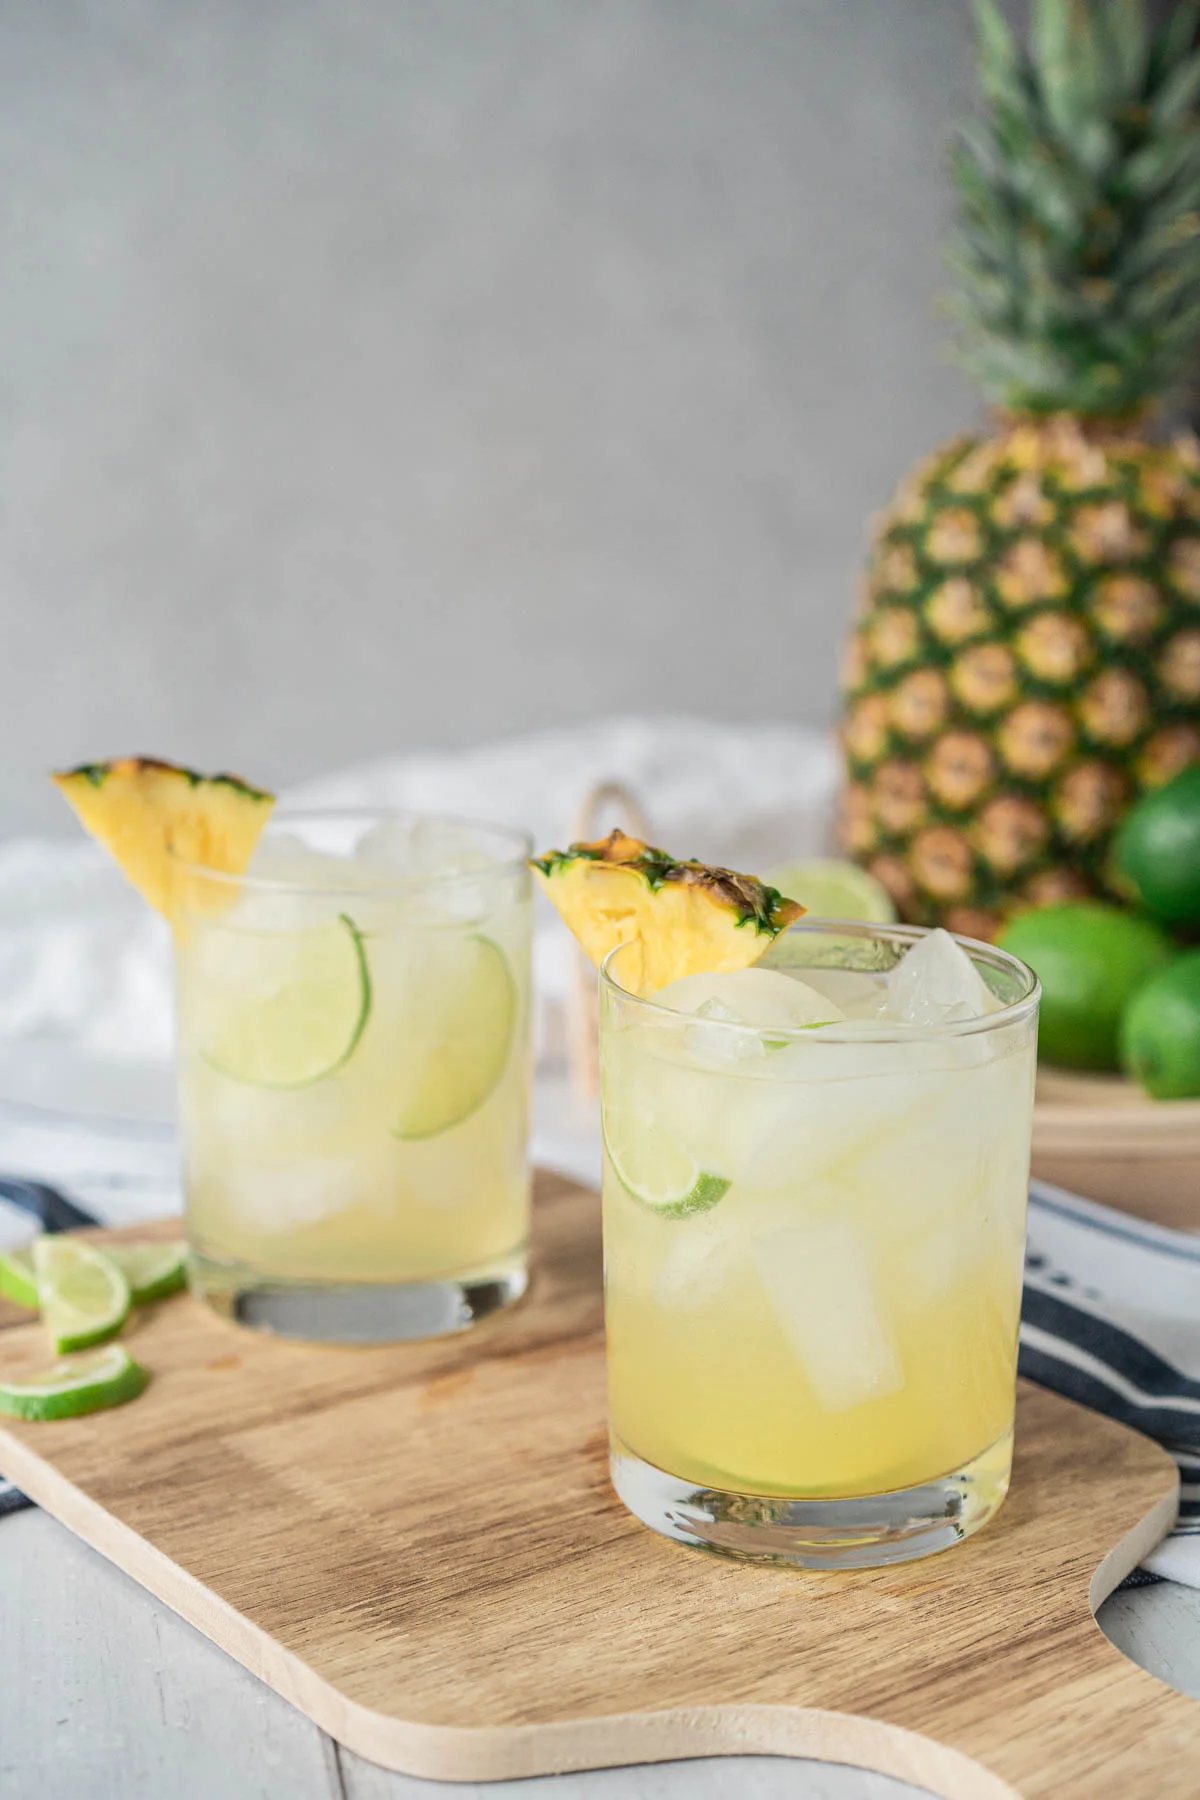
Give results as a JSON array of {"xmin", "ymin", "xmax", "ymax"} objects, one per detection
[
  {"xmin": 201, "ymin": 912, "xmax": 371, "ymax": 1088},
  {"xmin": 393, "ymin": 934, "xmax": 517, "ymax": 1139},
  {"xmin": 0, "ymin": 1345, "xmax": 148, "ymax": 1421},
  {"xmin": 106, "ymin": 1241, "xmax": 188, "ymax": 1305},
  {"xmin": 33, "ymin": 1239, "xmax": 131, "ymax": 1355},
  {"xmin": 0, "ymin": 1239, "xmax": 188, "ymax": 1310},
  {"xmin": 0, "ymin": 1245, "xmax": 39, "ymax": 1309},
  {"xmin": 765, "ymin": 858, "xmax": 896, "ymax": 923},
  {"xmin": 603, "ymin": 1124, "xmax": 730, "ymax": 1219}
]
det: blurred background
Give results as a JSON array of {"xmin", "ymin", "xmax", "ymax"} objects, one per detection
[{"xmin": 0, "ymin": 0, "xmax": 986, "ymax": 837}]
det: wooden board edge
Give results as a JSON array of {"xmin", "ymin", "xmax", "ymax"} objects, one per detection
[{"xmin": 1089, "ymin": 1484, "xmax": 1180, "ymax": 1613}]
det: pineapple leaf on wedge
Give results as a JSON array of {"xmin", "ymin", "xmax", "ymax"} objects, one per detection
[
  {"xmin": 532, "ymin": 829, "xmax": 804, "ymax": 996},
  {"xmin": 53, "ymin": 757, "xmax": 274, "ymax": 920}
]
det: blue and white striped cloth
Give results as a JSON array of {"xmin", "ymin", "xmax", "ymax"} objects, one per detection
[
  {"xmin": 2, "ymin": 1141, "xmax": 1198, "ymax": 1584},
  {"xmin": 1020, "ymin": 1178, "xmax": 1200, "ymax": 1585}
]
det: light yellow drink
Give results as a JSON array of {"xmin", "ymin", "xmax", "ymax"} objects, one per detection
[
  {"xmin": 175, "ymin": 813, "xmax": 532, "ymax": 1339},
  {"xmin": 599, "ymin": 924, "xmax": 1039, "ymax": 1566}
]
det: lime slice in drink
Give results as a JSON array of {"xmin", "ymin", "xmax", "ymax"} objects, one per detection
[
  {"xmin": 0, "ymin": 1345, "xmax": 148, "ymax": 1421},
  {"xmin": 765, "ymin": 858, "xmax": 896, "ymax": 923},
  {"xmin": 201, "ymin": 911, "xmax": 372, "ymax": 1088},
  {"xmin": 393, "ymin": 935, "xmax": 517, "ymax": 1139},
  {"xmin": 33, "ymin": 1239, "xmax": 131, "ymax": 1355},
  {"xmin": 603, "ymin": 1105, "xmax": 730, "ymax": 1219},
  {"xmin": 107, "ymin": 1241, "xmax": 188, "ymax": 1305},
  {"xmin": 0, "ymin": 1246, "xmax": 39, "ymax": 1309}
]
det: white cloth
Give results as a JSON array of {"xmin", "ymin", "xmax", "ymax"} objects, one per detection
[{"xmin": 0, "ymin": 715, "xmax": 839, "ymax": 1117}]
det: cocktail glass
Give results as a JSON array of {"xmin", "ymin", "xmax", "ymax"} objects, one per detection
[
  {"xmin": 598, "ymin": 920, "xmax": 1040, "ymax": 1568},
  {"xmin": 173, "ymin": 810, "xmax": 532, "ymax": 1342}
]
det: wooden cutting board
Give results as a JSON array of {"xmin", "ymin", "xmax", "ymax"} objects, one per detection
[{"xmin": 0, "ymin": 1171, "xmax": 1195, "ymax": 1799}]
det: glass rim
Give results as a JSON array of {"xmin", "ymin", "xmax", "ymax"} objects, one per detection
[
  {"xmin": 168, "ymin": 806, "xmax": 534, "ymax": 896},
  {"xmin": 598, "ymin": 918, "xmax": 1041, "ymax": 1043}
]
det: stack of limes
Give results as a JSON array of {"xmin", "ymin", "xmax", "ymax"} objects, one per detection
[{"xmin": 998, "ymin": 765, "xmax": 1200, "ymax": 1099}]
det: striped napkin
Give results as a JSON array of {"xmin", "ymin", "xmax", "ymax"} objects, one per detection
[
  {"xmin": 1021, "ymin": 1178, "xmax": 1200, "ymax": 1586},
  {"xmin": 1, "ymin": 1141, "xmax": 1197, "ymax": 1583}
]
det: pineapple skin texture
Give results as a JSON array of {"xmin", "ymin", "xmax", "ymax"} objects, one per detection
[
  {"xmin": 53, "ymin": 756, "xmax": 274, "ymax": 920},
  {"xmin": 839, "ymin": 418, "xmax": 1200, "ymax": 941},
  {"xmin": 532, "ymin": 830, "xmax": 804, "ymax": 995}
]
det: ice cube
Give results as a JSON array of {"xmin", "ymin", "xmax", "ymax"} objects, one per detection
[
  {"xmin": 715, "ymin": 1058, "xmax": 932, "ymax": 1188},
  {"xmin": 355, "ymin": 818, "xmax": 495, "ymax": 922},
  {"xmin": 787, "ymin": 967, "xmax": 887, "ymax": 1019},
  {"xmin": 355, "ymin": 817, "xmax": 493, "ymax": 878},
  {"xmin": 690, "ymin": 996, "xmax": 771, "ymax": 1064},
  {"xmin": 884, "ymin": 929, "xmax": 997, "ymax": 1026},
  {"xmin": 656, "ymin": 967, "xmax": 846, "ymax": 1030},
  {"xmin": 605, "ymin": 1031, "xmax": 733, "ymax": 1182},
  {"xmin": 751, "ymin": 1214, "xmax": 905, "ymax": 1413},
  {"xmin": 217, "ymin": 1156, "xmax": 366, "ymax": 1232},
  {"xmin": 894, "ymin": 1217, "xmax": 977, "ymax": 1313},
  {"xmin": 248, "ymin": 831, "xmax": 361, "ymax": 887},
  {"xmin": 656, "ymin": 969, "xmax": 846, "ymax": 1075},
  {"xmin": 224, "ymin": 834, "xmax": 371, "ymax": 932},
  {"xmin": 654, "ymin": 1213, "xmax": 740, "ymax": 1309}
]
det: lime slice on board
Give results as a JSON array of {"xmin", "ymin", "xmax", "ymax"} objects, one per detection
[
  {"xmin": 33, "ymin": 1239, "xmax": 131, "ymax": 1355},
  {"xmin": 0, "ymin": 1239, "xmax": 188, "ymax": 1310},
  {"xmin": 0, "ymin": 1345, "xmax": 148, "ymax": 1421},
  {"xmin": 0, "ymin": 1246, "xmax": 39, "ymax": 1309},
  {"xmin": 765, "ymin": 858, "xmax": 896, "ymax": 923},
  {"xmin": 107, "ymin": 1241, "xmax": 188, "ymax": 1305},
  {"xmin": 201, "ymin": 912, "xmax": 371, "ymax": 1088},
  {"xmin": 392, "ymin": 935, "xmax": 517, "ymax": 1139}
]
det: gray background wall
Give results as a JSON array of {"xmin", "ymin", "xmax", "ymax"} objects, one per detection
[{"xmin": 1, "ymin": 0, "xmax": 984, "ymax": 836}]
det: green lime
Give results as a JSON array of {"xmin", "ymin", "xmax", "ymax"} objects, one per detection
[
  {"xmin": 1, "ymin": 1238, "xmax": 189, "ymax": 1311},
  {"xmin": 1113, "ymin": 764, "xmax": 1200, "ymax": 931},
  {"xmin": 601, "ymin": 1059, "xmax": 730, "ymax": 1218},
  {"xmin": 0, "ymin": 1245, "xmax": 39, "ymax": 1309},
  {"xmin": 766, "ymin": 858, "xmax": 896, "ymax": 923},
  {"xmin": 392, "ymin": 934, "xmax": 517, "ymax": 1139},
  {"xmin": 1120, "ymin": 950, "xmax": 1200, "ymax": 1099},
  {"xmin": 997, "ymin": 902, "xmax": 1176, "ymax": 1070},
  {"xmin": 200, "ymin": 911, "xmax": 371, "ymax": 1088},
  {"xmin": 0, "ymin": 1345, "xmax": 148, "ymax": 1421},
  {"xmin": 106, "ymin": 1241, "xmax": 188, "ymax": 1305},
  {"xmin": 603, "ymin": 1123, "xmax": 730, "ymax": 1219},
  {"xmin": 32, "ymin": 1238, "xmax": 131, "ymax": 1355}
]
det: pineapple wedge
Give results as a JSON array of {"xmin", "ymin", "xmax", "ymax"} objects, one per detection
[
  {"xmin": 532, "ymin": 829, "xmax": 805, "ymax": 995},
  {"xmin": 53, "ymin": 757, "xmax": 274, "ymax": 920}
]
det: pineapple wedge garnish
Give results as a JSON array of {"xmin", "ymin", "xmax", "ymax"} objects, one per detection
[
  {"xmin": 532, "ymin": 829, "xmax": 804, "ymax": 995},
  {"xmin": 53, "ymin": 757, "xmax": 274, "ymax": 919}
]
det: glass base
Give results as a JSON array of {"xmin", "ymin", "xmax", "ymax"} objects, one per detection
[
  {"xmin": 189, "ymin": 1247, "xmax": 528, "ymax": 1344},
  {"xmin": 610, "ymin": 1428, "xmax": 1013, "ymax": 1569}
]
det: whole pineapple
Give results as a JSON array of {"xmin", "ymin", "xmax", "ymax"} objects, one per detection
[{"xmin": 840, "ymin": 0, "xmax": 1200, "ymax": 941}]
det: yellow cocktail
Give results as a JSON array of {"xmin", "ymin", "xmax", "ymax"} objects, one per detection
[
  {"xmin": 175, "ymin": 811, "xmax": 532, "ymax": 1341},
  {"xmin": 599, "ymin": 922, "xmax": 1039, "ymax": 1567}
]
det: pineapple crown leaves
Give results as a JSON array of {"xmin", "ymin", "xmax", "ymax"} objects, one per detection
[{"xmin": 949, "ymin": 0, "xmax": 1200, "ymax": 416}]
